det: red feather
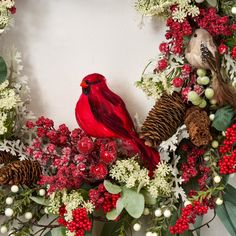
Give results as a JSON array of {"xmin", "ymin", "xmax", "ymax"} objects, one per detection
[{"xmin": 75, "ymin": 73, "xmax": 160, "ymax": 169}]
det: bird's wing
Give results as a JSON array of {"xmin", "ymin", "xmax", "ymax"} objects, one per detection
[
  {"xmin": 88, "ymin": 88, "xmax": 135, "ymax": 139},
  {"xmin": 200, "ymin": 43, "xmax": 217, "ymax": 73}
]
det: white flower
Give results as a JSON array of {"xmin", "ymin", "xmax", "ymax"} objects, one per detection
[{"xmin": 82, "ymin": 201, "xmax": 95, "ymax": 214}]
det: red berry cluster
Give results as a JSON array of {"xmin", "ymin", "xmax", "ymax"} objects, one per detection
[
  {"xmin": 165, "ymin": 18, "xmax": 192, "ymax": 55},
  {"xmin": 170, "ymin": 201, "xmax": 208, "ymax": 234},
  {"xmin": 89, "ymin": 183, "xmax": 120, "ymax": 213},
  {"xmin": 218, "ymin": 124, "xmax": 236, "ymax": 174},
  {"xmin": 181, "ymin": 148, "xmax": 205, "ymax": 184},
  {"xmin": 195, "ymin": 8, "xmax": 235, "ymax": 37},
  {"xmin": 26, "ymin": 117, "xmax": 118, "ymax": 193},
  {"xmin": 58, "ymin": 206, "xmax": 92, "ymax": 236}
]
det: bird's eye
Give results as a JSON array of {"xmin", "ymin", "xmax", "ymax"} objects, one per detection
[
  {"xmin": 194, "ymin": 33, "xmax": 197, "ymax": 37},
  {"xmin": 85, "ymin": 80, "xmax": 89, "ymax": 84}
]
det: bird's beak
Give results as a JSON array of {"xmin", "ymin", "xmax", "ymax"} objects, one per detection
[{"xmin": 80, "ymin": 81, "xmax": 88, "ymax": 88}]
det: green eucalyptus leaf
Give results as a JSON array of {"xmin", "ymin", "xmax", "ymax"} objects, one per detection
[
  {"xmin": 206, "ymin": 0, "xmax": 218, "ymax": 7},
  {"xmin": 141, "ymin": 190, "xmax": 156, "ymax": 205},
  {"xmin": 30, "ymin": 196, "xmax": 49, "ymax": 206},
  {"xmin": 212, "ymin": 106, "xmax": 235, "ymax": 131},
  {"xmin": 0, "ymin": 57, "xmax": 7, "ymax": 84},
  {"xmin": 216, "ymin": 201, "xmax": 236, "ymax": 235},
  {"xmin": 104, "ymin": 180, "xmax": 122, "ymax": 194},
  {"xmin": 44, "ymin": 232, "xmax": 52, "ymax": 236},
  {"xmin": 193, "ymin": 216, "xmax": 203, "ymax": 236},
  {"xmin": 51, "ymin": 227, "xmax": 66, "ymax": 236},
  {"xmin": 106, "ymin": 197, "xmax": 124, "ymax": 220},
  {"xmin": 224, "ymin": 184, "xmax": 236, "ymax": 206},
  {"xmin": 122, "ymin": 187, "xmax": 144, "ymax": 218}
]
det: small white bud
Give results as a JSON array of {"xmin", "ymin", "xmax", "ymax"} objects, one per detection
[
  {"xmin": 0, "ymin": 225, "xmax": 8, "ymax": 233},
  {"xmin": 146, "ymin": 232, "xmax": 153, "ymax": 236},
  {"xmin": 39, "ymin": 189, "xmax": 46, "ymax": 196},
  {"xmin": 163, "ymin": 209, "xmax": 171, "ymax": 218},
  {"xmin": 24, "ymin": 212, "xmax": 33, "ymax": 220},
  {"xmin": 154, "ymin": 208, "xmax": 162, "ymax": 217},
  {"xmin": 211, "ymin": 140, "xmax": 219, "ymax": 149},
  {"xmin": 152, "ymin": 233, "xmax": 158, "ymax": 236},
  {"xmin": 209, "ymin": 114, "xmax": 215, "ymax": 121},
  {"xmin": 143, "ymin": 208, "xmax": 150, "ymax": 215},
  {"xmin": 11, "ymin": 185, "xmax": 19, "ymax": 193},
  {"xmin": 216, "ymin": 198, "xmax": 223, "ymax": 205},
  {"xmin": 232, "ymin": 6, "xmax": 236, "ymax": 14},
  {"xmin": 195, "ymin": 0, "xmax": 205, "ymax": 3},
  {"xmin": 213, "ymin": 176, "xmax": 222, "ymax": 184},
  {"xmin": 133, "ymin": 223, "xmax": 141, "ymax": 232},
  {"xmin": 5, "ymin": 197, "xmax": 13, "ymax": 205},
  {"xmin": 5, "ymin": 208, "xmax": 13, "ymax": 217}
]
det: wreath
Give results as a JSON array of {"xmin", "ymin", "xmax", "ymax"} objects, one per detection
[{"xmin": 1, "ymin": 0, "xmax": 236, "ymax": 236}]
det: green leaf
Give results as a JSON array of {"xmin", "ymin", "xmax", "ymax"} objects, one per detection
[
  {"xmin": 51, "ymin": 227, "xmax": 66, "ymax": 236},
  {"xmin": 44, "ymin": 232, "xmax": 52, "ymax": 236},
  {"xmin": 122, "ymin": 187, "xmax": 144, "ymax": 218},
  {"xmin": 224, "ymin": 184, "xmax": 236, "ymax": 206},
  {"xmin": 216, "ymin": 201, "xmax": 236, "ymax": 235},
  {"xmin": 104, "ymin": 180, "xmax": 122, "ymax": 194},
  {"xmin": 193, "ymin": 216, "xmax": 203, "ymax": 236},
  {"xmin": 85, "ymin": 231, "xmax": 92, "ymax": 236},
  {"xmin": 106, "ymin": 198, "xmax": 124, "ymax": 220},
  {"xmin": 141, "ymin": 190, "xmax": 156, "ymax": 205},
  {"xmin": 30, "ymin": 196, "xmax": 49, "ymax": 206},
  {"xmin": 101, "ymin": 220, "xmax": 126, "ymax": 236},
  {"xmin": 206, "ymin": 0, "xmax": 218, "ymax": 7},
  {"xmin": 212, "ymin": 106, "xmax": 235, "ymax": 131},
  {"xmin": 0, "ymin": 57, "xmax": 7, "ymax": 83}
]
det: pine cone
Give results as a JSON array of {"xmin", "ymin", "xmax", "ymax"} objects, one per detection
[
  {"xmin": 0, "ymin": 151, "xmax": 18, "ymax": 165},
  {"xmin": 184, "ymin": 107, "xmax": 212, "ymax": 147},
  {"xmin": 140, "ymin": 92, "xmax": 186, "ymax": 147},
  {"xmin": 0, "ymin": 160, "xmax": 42, "ymax": 186}
]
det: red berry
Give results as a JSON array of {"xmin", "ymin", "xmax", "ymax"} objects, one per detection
[
  {"xmin": 218, "ymin": 44, "xmax": 228, "ymax": 54},
  {"xmin": 181, "ymin": 64, "xmax": 192, "ymax": 74},
  {"xmin": 159, "ymin": 42, "xmax": 169, "ymax": 54},
  {"xmin": 77, "ymin": 137, "xmax": 94, "ymax": 154},
  {"xmin": 100, "ymin": 142, "xmax": 117, "ymax": 164},
  {"xmin": 157, "ymin": 58, "xmax": 168, "ymax": 71},
  {"xmin": 232, "ymin": 46, "xmax": 236, "ymax": 59},
  {"xmin": 90, "ymin": 163, "xmax": 108, "ymax": 180},
  {"xmin": 172, "ymin": 77, "xmax": 184, "ymax": 87}
]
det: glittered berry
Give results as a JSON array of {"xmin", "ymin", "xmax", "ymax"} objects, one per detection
[
  {"xmin": 100, "ymin": 142, "xmax": 117, "ymax": 164},
  {"xmin": 157, "ymin": 58, "xmax": 168, "ymax": 71},
  {"xmin": 90, "ymin": 163, "xmax": 108, "ymax": 180},
  {"xmin": 159, "ymin": 42, "xmax": 169, "ymax": 54},
  {"xmin": 218, "ymin": 44, "xmax": 228, "ymax": 55},
  {"xmin": 232, "ymin": 46, "xmax": 236, "ymax": 58},
  {"xmin": 172, "ymin": 77, "xmax": 184, "ymax": 87},
  {"xmin": 182, "ymin": 64, "xmax": 192, "ymax": 74},
  {"xmin": 77, "ymin": 137, "xmax": 94, "ymax": 154}
]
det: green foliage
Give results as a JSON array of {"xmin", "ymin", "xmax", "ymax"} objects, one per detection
[
  {"xmin": 206, "ymin": 0, "xmax": 218, "ymax": 7},
  {"xmin": 212, "ymin": 106, "xmax": 235, "ymax": 131},
  {"xmin": 141, "ymin": 190, "xmax": 157, "ymax": 205},
  {"xmin": 216, "ymin": 201, "xmax": 236, "ymax": 235},
  {"xmin": 30, "ymin": 196, "xmax": 49, "ymax": 206},
  {"xmin": 104, "ymin": 180, "xmax": 122, "ymax": 194},
  {"xmin": 0, "ymin": 56, "xmax": 7, "ymax": 83}
]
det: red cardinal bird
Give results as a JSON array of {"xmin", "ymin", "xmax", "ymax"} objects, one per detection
[{"xmin": 75, "ymin": 73, "xmax": 160, "ymax": 169}]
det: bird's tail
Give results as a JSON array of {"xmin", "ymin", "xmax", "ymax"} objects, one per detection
[
  {"xmin": 132, "ymin": 135, "xmax": 160, "ymax": 170},
  {"xmin": 212, "ymin": 74, "xmax": 236, "ymax": 110}
]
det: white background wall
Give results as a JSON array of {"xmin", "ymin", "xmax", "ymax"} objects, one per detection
[{"xmin": 1, "ymin": 0, "xmax": 231, "ymax": 235}]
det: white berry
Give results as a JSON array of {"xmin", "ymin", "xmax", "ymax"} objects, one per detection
[
  {"xmin": 188, "ymin": 91, "xmax": 199, "ymax": 102},
  {"xmin": 214, "ymin": 176, "xmax": 222, "ymax": 184},
  {"xmin": 5, "ymin": 208, "xmax": 13, "ymax": 217},
  {"xmin": 5, "ymin": 197, "xmax": 13, "ymax": 205},
  {"xmin": 205, "ymin": 88, "xmax": 214, "ymax": 99},
  {"xmin": 216, "ymin": 198, "xmax": 223, "ymax": 205},
  {"xmin": 39, "ymin": 189, "xmax": 46, "ymax": 196},
  {"xmin": 11, "ymin": 185, "xmax": 19, "ymax": 193},
  {"xmin": 0, "ymin": 225, "xmax": 8, "ymax": 234},
  {"xmin": 222, "ymin": 131, "xmax": 226, "ymax": 136},
  {"xmin": 146, "ymin": 232, "xmax": 153, "ymax": 236},
  {"xmin": 152, "ymin": 233, "xmax": 158, "ymax": 236},
  {"xmin": 210, "ymin": 99, "xmax": 217, "ymax": 105},
  {"xmin": 199, "ymin": 99, "xmax": 207, "ymax": 108},
  {"xmin": 154, "ymin": 208, "xmax": 162, "ymax": 217},
  {"xmin": 232, "ymin": 6, "xmax": 236, "ymax": 14},
  {"xmin": 24, "ymin": 212, "xmax": 33, "ymax": 220},
  {"xmin": 200, "ymin": 76, "xmax": 210, "ymax": 85},
  {"xmin": 212, "ymin": 140, "xmax": 219, "ymax": 148},
  {"xmin": 209, "ymin": 114, "xmax": 215, "ymax": 121},
  {"xmin": 143, "ymin": 208, "xmax": 150, "ymax": 215},
  {"xmin": 163, "ymin": 209, "xmax": 172, "ymax": 218},
  {"xmin": 184, "ymin": 201, "xmax": 192, "ymax": 207},
  {"xmin": 133, "ymin": 223, "xmax": 141, "ymax": 232},
  {"xmin": 197, "ymin": 68, "xmax": 206, "ymax": 77}
]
